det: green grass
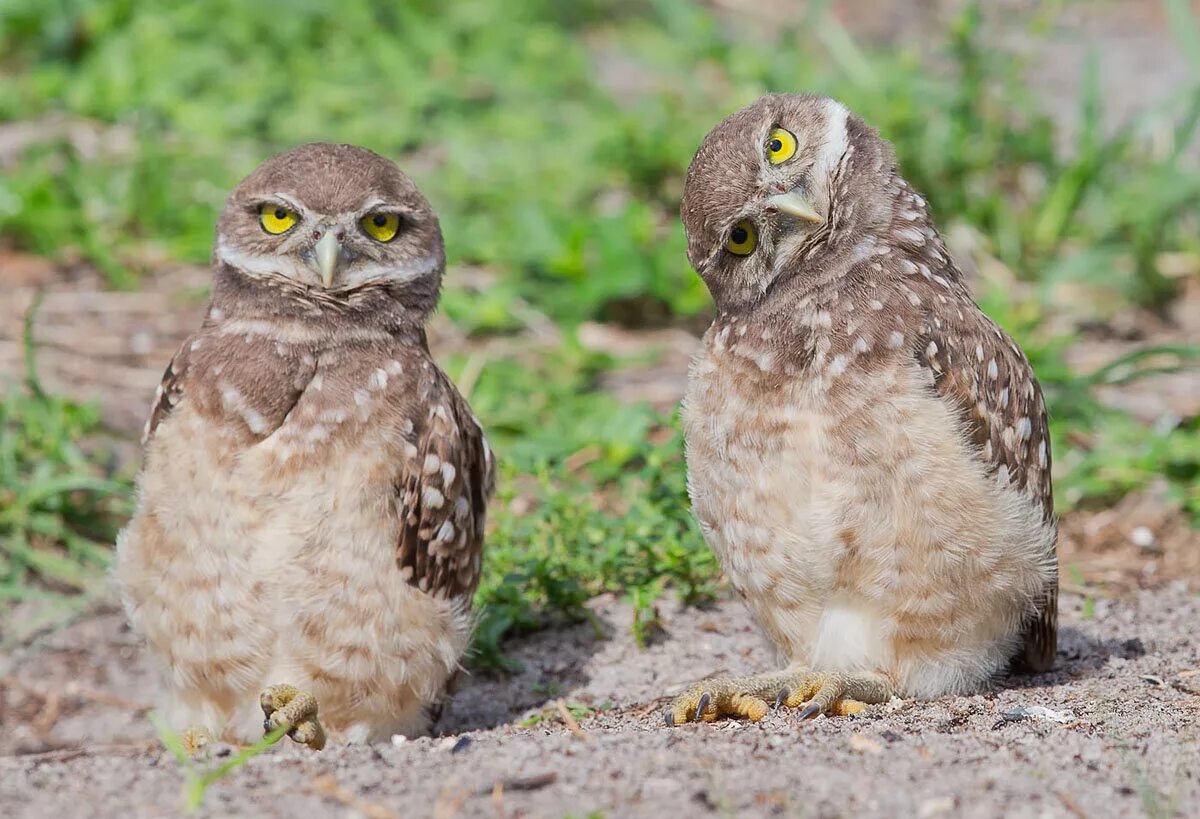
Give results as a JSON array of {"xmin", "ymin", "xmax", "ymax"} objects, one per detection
[
  {"xmin": 151, "ymin": 713, "xmax": 289, "ymax": 813},
  {"xmin": 1, "ymin": 0, "xmax": 1197, "ymax": 668},
  {"xmin": 1, "ymin": 299, "xmax": 129, "ymax": 610}
]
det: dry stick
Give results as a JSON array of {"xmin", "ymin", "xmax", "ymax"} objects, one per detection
[
  {"xmin": 20, "ymin": 741, "xmax": 159, "ymax": 764},
  {"xmin": 311, "ymin": 775, "xmax": 400, "ymax": 819},
  {"xmin": 1, "ymin": 676, "xmax": 151, "ymax": 714},
  {"xmin": 1059, "ymin": 584, "xmax": 1120, "ymax": 599},
  {"xmin": 63, "ymin": 682, "xmax": 153, "ymax": 712},
  {"xmin": 491, "ymin": 772, "xmax": 556, "ymax": 792},
  {"xmin": 31, "ymin": 691, "xmax": 62, "ymax": 737},
  {"xmin": 432, "ymin": 778, "xmax": 470, "ymax": 819},
  {"xmin": 555, "ymin": 699, "xmax": 590, "ymax": 742},
  {"xmin": 1055, "ymin": 790, "xmax": 1089, "ymax": 819}
]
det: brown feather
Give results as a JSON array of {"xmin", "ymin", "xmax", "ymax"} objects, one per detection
[
  {"xmin": 143, "ymin": 338, "xmax": 193, "ymax": 444},
  {"xmin": 396, "ymin": 367, "xmax": 495, "ymax": 603},
  {"xmin": 909, "ymin": 239, "xmax": 1058, "ymax": 673}
]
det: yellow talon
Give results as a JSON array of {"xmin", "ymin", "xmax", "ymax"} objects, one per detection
[
  {"xmin": 665, "ymin": 669, "xmax": 890, "ymax": 725},
  {"xmin": 181, "ymin": 726, "xmax": 212, "ymax": 757},
  {"xmin": 260, "ymin": 683, "xmax": 326, "ymax": 751},
  {"xmin": 831, "ymin": 699, "xmax": 868, "ymax": 716}
]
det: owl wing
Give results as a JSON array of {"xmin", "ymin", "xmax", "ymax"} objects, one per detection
[
  {"xmin": 915, "ymin": 293, "xmax": 1058, "ymax": 672},
  {"xmin": 142, "ymin": 337, "xmax": 195, "ymax": 444},
  {"xmin": 396, "ymin": 368, "xmax": 495, "ymax": 605}
]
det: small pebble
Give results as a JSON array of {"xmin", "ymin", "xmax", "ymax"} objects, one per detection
[{"xmin": 918, "ymin": 796, "xmax": 956, "ymax": 818}]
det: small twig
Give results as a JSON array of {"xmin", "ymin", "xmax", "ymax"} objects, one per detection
[
  {"xmin": 432, "ymin": 778, "xmax": 469, "ymax": 819},
  {"xmin": 1, "ymin": 676, "xmax": 151, "ymax": 714},
  {"xmin": 22, "ymin": 289, "xmax": 46, "ymax": 398},
  {"xmin": 1055, "ymin": 789, "xmax": 1089, "ymax": 819},
  {"xmin": 1059, "ymin": 584, "xmax": 1119, "ymax": 599},
  {"xmin": 632, "ymin": 696, "xmax": 672, "ymax": 719},
  {"xmin": 311, "ymin": 774, "xmax": 400, "ymax": 819},
  {"xmin": 555, "ymin": 698, "xmax": 590, "ymax": 742},
  {"xmin": 20, "ymin": 741, "xmax": 158, "ymax": 764},
  {"xmin": 31, "ymin": 691, "xmax": 62, "ymax": 737},
  {"xmin": 503, "ymin": 772, "xmax": 557, "ymax": 791},
  {"xmin": 491, "ymin": 782, "xmax": 505, "ymax": 819},
  {"xmin": 64, "ymin": 682, "xmax": 152, "ymax": 713},
  {"xmin": 562, "ymin": 445, "xmax": 602, "ymax": 474},
  {"xmin": 454, "ymin": 351, "xmax": 488, "ymax": 402},
  {"xmin": 478, "ymin": 772, "xmax": 556, "ymax": 796}
]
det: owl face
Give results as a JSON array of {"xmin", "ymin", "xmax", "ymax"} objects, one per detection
[
  {"xmin": 681, "ymin": 94, "xmax": 887, "ymax": 311},
  {"xmin": 214, "ymin": 143, "xmax": 445, "ymax": 295}
]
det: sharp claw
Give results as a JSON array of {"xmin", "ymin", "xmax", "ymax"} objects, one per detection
[
  {"xmin": 694, "ymin": 692, "xmax": 712, "ymax": 722},
  {"xmin": 774, "ymin": 687, "xmax": 790, "ymax": 709},
  {"xmin": 797, "ymin": 702, "xmax": 821, "ymax": 721},
  {"xmin": 664, "ymin": 711, "xmax": 675, "ymax": 728}
]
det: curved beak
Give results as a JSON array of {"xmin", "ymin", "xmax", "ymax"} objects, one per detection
[
  {"xmin": 766, "ymin": 189, "xmax": 823, "ymax": 224},
  {"xmin": 314, "ymin": 231, "xmax": 341, "ymax": 288}
]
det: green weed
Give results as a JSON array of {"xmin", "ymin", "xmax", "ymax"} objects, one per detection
[
  {"xmin": 0, "ymin": 301, "xmax": 129, "ymax": 602},
  {"xmin": 150, "ymin": 712, "xmax": 289, "ymax": 813}
]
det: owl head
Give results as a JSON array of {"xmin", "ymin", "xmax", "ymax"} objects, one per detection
[
  {"xmin": 214, "ymin": 143, "xmax": 445, "ymax": 313},
  {"xmin": 680, "ymin": 94, "xmax": 897, "ymax": 311}
]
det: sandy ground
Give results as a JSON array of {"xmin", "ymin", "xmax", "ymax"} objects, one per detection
[{"xmin": 2, "ymin": 585, "xmax": 1198, "ymax": 818}]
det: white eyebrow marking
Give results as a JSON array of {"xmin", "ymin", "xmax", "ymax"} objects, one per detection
[
  {"xmin": 818, "ymin": 98, "xmax": 850, "ymax": 176},
  {"xmin": 356, "ymin": 198, "xmax": 390, "ymax": 216},
  {"xmin": 269, "ymin": 192, "xmax": 306, "ymax": 212}
]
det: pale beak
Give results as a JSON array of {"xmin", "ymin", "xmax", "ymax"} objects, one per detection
[
  {"xmin": 766, "ymin": 189, "xmax": 823, "ymax": 223},
  {"xmin": 314, "ymin": 231, "xmax": 341, "ymax": 288}
]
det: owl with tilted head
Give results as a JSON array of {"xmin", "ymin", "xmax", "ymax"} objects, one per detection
[
  {"xmin": 665, "ymin": 95, "xmax": 1057, "ymax": 725},
  {"xmin": 116, "ymin": 143, "xmax": 494, "ymax": 749}
]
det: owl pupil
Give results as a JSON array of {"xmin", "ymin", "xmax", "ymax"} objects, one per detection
[
  {"xmin": 769, "ymin": 138, "xmax": 783, "ymax": 153},
  {"xmin": 731, "ymin": 227, "xmax": 748, "ymax": 244},
  {"xmin": 373, "ymin": 214, "xmax": 388, "ymax": 227},
  {"xmin": 273, "ymin": 208, "xmax": 287, "ymax": 220}
]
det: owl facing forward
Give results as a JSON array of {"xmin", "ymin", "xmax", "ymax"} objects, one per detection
[
  {"xmin": 666, "ymin": 95, "xmax": 1057, "ymax": 725},
  {"xmin": 116, "ymin": 143, "xmax": 494, "ymax": 748}
]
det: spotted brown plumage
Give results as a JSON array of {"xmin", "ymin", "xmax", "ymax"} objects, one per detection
[
  {"xmin": 116, "ymin": 144, "xmax": 494, "ymax": 748},
  {"xmin": 396, "ymin": 368, "xmax": 494, "ymax": 602},
  {"xmin": 666, "ymin": 94, "xmax": 1057, "ymax": 726}
]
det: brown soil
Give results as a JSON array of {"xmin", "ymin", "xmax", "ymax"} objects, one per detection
[{"xmin": 2, "ymin": 587, "xmax": 1199, "ymax": 818}]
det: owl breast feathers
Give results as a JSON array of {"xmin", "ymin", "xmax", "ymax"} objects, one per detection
[{"xmin": 116, "ymin": 144, "xmax": 493, "ymax": 745}]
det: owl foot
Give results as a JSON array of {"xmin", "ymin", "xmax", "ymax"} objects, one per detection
[
  {"xmin": 181, "ymin": 726, "xmax": 213, "ymax": 757},
  {"xmin": 664, "ymin": 669, "xmax": 892, "ymax": 726},
  {"xmin": 260, "ymin": 684, "xmax": 326, "ymax": 750}
]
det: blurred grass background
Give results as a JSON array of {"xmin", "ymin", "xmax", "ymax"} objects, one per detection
[{"xmin": 1, "ymin": 0, "xmax": 1197, "ymax": 663}]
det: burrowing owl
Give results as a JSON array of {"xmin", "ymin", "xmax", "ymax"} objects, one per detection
[
  {"xmin": 116, "ymin": 143, "xmax": 494, "ymax": 748},
  {"xmin": 667, "ymin": 95, "xmax": 1056, "ymax": 725}
]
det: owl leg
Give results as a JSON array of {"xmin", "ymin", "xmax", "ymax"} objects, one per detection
[
  {"xmin": 665, "ymin": 668, "xmax": 893, "ymax": 726},
  {"xmin": 260, "ymin": 684, "xmax": 326, "ymax": 750}
]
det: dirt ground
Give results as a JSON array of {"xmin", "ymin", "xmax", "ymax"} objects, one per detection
[{"xmin": 2, "ymin": 585, "xmax": 1199, "ymax": 818}]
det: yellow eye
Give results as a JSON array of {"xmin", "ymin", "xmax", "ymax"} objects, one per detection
[
  {"xmin": 259, "ymin": 203, "xmax": 299, "ymax": 235},
  {"xmin": 766, "ymin": 127, "xmax": 798, "ymax": 164},
  {"xmin": 726, "ymin": 220, "xmax": 758, "ymax": 256},
  {"xmin": 361, "ymin": 212, "xmax": 400, "ymax": 242}
]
